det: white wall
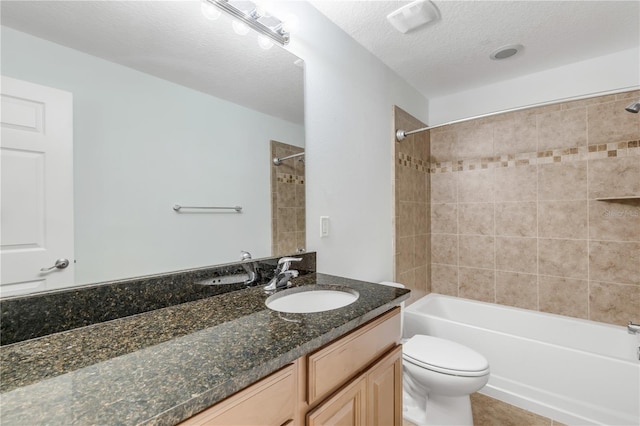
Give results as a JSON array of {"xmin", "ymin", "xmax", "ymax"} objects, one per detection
[
  {"xmin": 1, "ymin": 27, "xmax": 304, "ymax": 285},
  {"xmin": 429, "ymin": 47, "xmax": 640, "ymax": 125},
  {"xmin": 279, "ymin": 2, "xmax": 429, "ymax": 282}
]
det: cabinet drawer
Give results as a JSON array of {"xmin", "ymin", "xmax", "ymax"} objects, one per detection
[
  {"xmin": 307, "ymin": 307, "xmax": 400, "ymax": 404},
  {"xmin": 181, "ymin": 363, "xmax": 296, "ymax": 426}
]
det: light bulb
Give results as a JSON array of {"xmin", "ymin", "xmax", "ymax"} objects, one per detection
[
  {"xmin": 232, "ymin": 20, "xmax": 250, "ymax": 36},
  {"xmin": 258, "ymin": 35, "xmax": 274, "ymax": 50},
  {"xmin": 281, "ymin": 13, "xmax": 299, "ymax": 33},
  {"xmin": 254, "ymin": 1, "xmax": 272, "ymax": 17},
  {"xmin": 255, "ymin": 1, "xmax": 271, "ymax": 18},
  {"xmin": 200, "ymin": 1, "xmax": 221, "ymax": 21}
]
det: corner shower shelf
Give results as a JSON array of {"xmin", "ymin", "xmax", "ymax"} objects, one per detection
[{"xmin": 595, "ymin": 196, "xmax": 640, "ymax": 201}]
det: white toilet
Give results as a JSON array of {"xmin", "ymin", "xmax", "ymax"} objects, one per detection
[
  {"xmin": 402, "ymin": 334, "xmax": 490, "ymax": 425},
  {"xmin": 380, "ymin": 282, "xmax": 490, "ymax": 426}
]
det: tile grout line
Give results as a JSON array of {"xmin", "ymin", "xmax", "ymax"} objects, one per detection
[
  {"xmin": 536, "ymin": 111, "xmax": 540, "ymax": 312},
  {"xmin": 456, "ymin": 150, "xmax": 461, "ymax": 298},
  {"xmin": 586, "ymin": 106, "xmax": 591, "ymax": 321},
  {"xmin": 492, "ymin": 136, "xmax": 497, "ymax": 304}
]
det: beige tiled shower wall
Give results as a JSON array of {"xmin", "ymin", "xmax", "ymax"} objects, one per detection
[
  {"xmin": 394, "ymin": 107, "xmax": 431, "ymax": 304},
  {"xmin": 429, "ymin": 90, "xmax": 640, "ymax": 326},
  {"xmin": 271, "ymin": 140, "xmax": 305, "ymax": 256}
]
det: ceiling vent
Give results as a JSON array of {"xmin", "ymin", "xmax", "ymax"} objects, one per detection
[{"xmin": 387, "ymin": 0, "xmax": 440, "ymax": 34}]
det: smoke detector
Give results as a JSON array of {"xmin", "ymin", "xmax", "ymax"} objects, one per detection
[
  {"xmin": 490, "ymin": 44, "xmax": 524, "ymax": 60},
  {"xmin": 387, "ymin": 0, "xmax": 440, "ymax": 34}
]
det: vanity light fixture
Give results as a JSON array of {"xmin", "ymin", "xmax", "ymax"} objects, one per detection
[{"xmin": 202, "ymin": 0, "xmax": 291, "ymax": 45}]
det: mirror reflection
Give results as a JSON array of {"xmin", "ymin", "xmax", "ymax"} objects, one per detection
[{"xmin": 0, "ymin": 1, "xmax": 305, "ymax": 295}]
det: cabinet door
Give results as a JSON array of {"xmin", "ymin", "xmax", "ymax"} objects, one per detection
[
  {"xmin": 307, "ymin": 308, "xmax": 400, "ymax": 404},
  {"xmin": 306, "ymin": 375, "xmax": 367, "ymax": 426},
  {"xmin": 181, "ymin": 363, "xmax": 296, "ymax": 426},
  {"xmin": 367, "ymin": 345, "xmax": 403, "ymax": 426}
]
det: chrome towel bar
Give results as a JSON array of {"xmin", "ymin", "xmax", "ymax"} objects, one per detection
[{"xmin": 173, "ymin": 204, "xmax": 242, "ymax": 212}]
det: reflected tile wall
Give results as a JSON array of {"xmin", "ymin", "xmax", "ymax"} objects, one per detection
[
  {"xmin": 394, "ymin": 106, "xmax": 431, "ymax": 304},
  {"xmin": 271, "ymin": 140, "xmax": 305, "ymax": 256},
  {"xmin": 429, "ymin": 90, "xmax": 640, "ymax": 326}
]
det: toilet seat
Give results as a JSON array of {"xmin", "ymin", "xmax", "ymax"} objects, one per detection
[{"xmin": 403, "ymin": 335, "xmax": 490, "ymax": 377}]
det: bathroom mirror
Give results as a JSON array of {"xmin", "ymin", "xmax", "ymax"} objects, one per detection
[{"xmin": 0, "ymin": 1, "xmax": 305, "ymax": 289}]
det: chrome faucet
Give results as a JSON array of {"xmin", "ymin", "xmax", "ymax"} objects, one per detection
[
  {"xmin": 240, "ymin": 251, "xmax": 258, "ymax": 286},
  {"xmin": 264, "ymin": 257, "xmax": 302, "ymax": 292}
]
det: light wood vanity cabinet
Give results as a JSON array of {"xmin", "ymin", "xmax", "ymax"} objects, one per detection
[
  {"xmin": 306, "ymin": 345, "xmax": 402, "ymax": 426},
  {"xmin": 180, "ymin": 363, "xmax": 298, "ymax": 426},
  {"xmin": 182, "ymin": 307, "xmax": 402, "ymax": 426},
  {"xmin": 306, "ymin": 308, "xmax": 401, "ymax": 405}
]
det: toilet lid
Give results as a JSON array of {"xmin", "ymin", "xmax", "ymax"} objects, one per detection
[{"xmin": 403, "ymin": 335, "xmax": 490, "ymax": 377}]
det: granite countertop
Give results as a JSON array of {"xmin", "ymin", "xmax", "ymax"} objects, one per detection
[{"xmin": 0, "ymin": 273, "xmax": 409, "ymax": 425}]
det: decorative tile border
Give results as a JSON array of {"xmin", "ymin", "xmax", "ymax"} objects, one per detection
[
  {"xmin": 276, "ymin": 172, "xmax": 305, "ymax": 184},
  {"xmin": 428, "ymin": 139, "xmax": 639, "ymax": 174},
  {"xmin": 397, "ymin": 152, "xmax": 429, "ymax": 173}
]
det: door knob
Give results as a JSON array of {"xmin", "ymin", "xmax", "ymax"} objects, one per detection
[{"xmin": 40, "ymin": 258, "xmax": 70, "ymax": 272}]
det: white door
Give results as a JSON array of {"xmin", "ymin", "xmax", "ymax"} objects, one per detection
[{"xmin": 1, "ymin": 76, "xmax": 74, "ymax": 297}]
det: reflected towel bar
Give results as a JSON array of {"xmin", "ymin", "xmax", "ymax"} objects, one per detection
[{"xmin": 173, "ymin": 204, "xmax": 242, "ymax": 212}]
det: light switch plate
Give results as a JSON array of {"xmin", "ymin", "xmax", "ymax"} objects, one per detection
[{"xmin": 320, "ymin": 216, "xmax": 330, "ymax": 237}]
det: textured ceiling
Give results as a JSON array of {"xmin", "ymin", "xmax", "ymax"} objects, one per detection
[
  {"xmin": 311, "ymin": 0, "xmax": 640, "ymax": 98},
  {"xmin": 3, "ymin": 1, "xmax": 638, "ymax": 118},
  {"xmin": 1, "ymin": 1, "xmax": 304, "ymax": 125}
]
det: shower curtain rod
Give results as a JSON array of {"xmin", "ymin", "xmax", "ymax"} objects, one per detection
[
  {"xmin": 273, "ymin": 151, "xmax": 304, "ymax": 166},
  {"xmin": 395, "ymin": 86, "xmax": 639, "ymax": 141}
]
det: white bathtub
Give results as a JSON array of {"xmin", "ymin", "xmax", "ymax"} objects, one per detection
[{"xmin": 403, "ymin": 294, "xmax": 640, "ymax": 426}]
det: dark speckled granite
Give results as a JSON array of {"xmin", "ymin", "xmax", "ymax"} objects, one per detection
[
  {"xmin": 0, "ymin": 272, "xmax": 409, "ymax": 426},
  {"xmin": 0, "ymin": 253, "xmax": 316, "ymax": 345}
]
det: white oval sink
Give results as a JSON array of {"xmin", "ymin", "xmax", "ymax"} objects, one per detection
[{"xmin": 266, "ymin": 287, "xmax": 359, "ymax": 313}]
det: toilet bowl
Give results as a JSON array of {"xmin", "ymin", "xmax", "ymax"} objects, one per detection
[
  {"xmin": 402, "ymin": 334, "xmax": 490, "ymax": 426},
  {"xmin": 378, "ymin": 282, "xmax": 489, "ymax": 426}
]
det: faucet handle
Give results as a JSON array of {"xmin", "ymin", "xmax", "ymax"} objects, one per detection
[
  {"xmin": 278, "ymin": 257, "xmax": 302, "ymax": 264},
  {"xmin": 240, "ymin": 251, "xmax": 252, "ymax": 261},
  {"xmin": 277, "ymin": 257, "xmax": 302, "ymax": 272}
]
